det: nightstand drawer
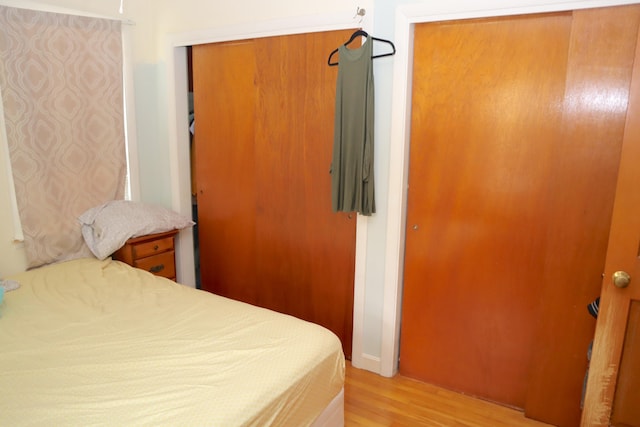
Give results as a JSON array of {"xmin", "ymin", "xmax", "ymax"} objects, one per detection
[
  {"xmin": 133, "ymin": 251, "xmax": 176, "ymax": 279},
  {"xmin": 112, "ymin": 230, "xmax": 179, "ymax": 281},
  {"xmin": 132, "ymin": 236, "xmax": 175, "ymax": 259}
]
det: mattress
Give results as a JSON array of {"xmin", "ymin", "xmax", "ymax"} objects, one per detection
[{"xmin": 0, "ymin": 258, "xmax": 345, "ymax": 426}]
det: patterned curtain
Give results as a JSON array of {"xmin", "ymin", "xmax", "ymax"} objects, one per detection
[{"xmin": 0, "ymin": 6, "xmax": 125, "ymax": 269}]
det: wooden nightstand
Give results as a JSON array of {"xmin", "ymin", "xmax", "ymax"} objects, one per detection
[{"xmin": 112, "ymin": 230, "xmax": 179, "ymax": 281}]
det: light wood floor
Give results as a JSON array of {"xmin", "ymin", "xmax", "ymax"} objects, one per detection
[{"xmin": 344, "ymin": 362, "xmax": 555, "ymax": 427}]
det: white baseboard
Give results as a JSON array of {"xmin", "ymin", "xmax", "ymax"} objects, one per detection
[{"xmin": 351, "ymin": 352, "xmax": 381, "ymax": 374}]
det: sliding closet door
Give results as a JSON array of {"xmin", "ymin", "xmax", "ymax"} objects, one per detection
[
  {"xmin": 192, "ymin": 30, "xmax": 357, "ymax": 358},
  {"xmin": 400, "ymin": 6, "xmax": 640, "ymax": 426}
]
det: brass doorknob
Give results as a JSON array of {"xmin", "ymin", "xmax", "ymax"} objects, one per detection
[{"xmin": 612, "ymin": 271, "xmax": 631, "ymax": 288}]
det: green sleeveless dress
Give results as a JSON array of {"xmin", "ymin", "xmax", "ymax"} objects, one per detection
[{"xmin": 330, "ymin": 36, "xmax": 375, "ymax": 216}]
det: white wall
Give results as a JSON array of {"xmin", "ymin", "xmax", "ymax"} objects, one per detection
[{"xmin": 1, "ymin": 0, "xmax": 637, "ymax": 376}]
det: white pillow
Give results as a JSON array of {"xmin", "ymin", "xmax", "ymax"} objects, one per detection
[{"xmin": 79, "ymin": 200, "xmax": 194, "ymax": 260}]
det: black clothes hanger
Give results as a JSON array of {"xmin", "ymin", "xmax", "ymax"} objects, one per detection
[{"xmin": 327, "ymin": 29, "xmax": 396, "ymax": 66}]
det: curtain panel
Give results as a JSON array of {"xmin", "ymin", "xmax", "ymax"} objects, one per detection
[{"xmin": 0, "ymin": 6, "xmax": 125, "ymax": 268}]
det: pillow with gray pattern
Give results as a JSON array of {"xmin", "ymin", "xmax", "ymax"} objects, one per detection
[{"xmin": 79, "ymin": 200, "xmax": 194, "ymax": 260}]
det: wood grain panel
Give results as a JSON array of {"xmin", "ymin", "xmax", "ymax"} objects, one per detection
[
  {"xmin": 525, "ymin": 6, "xmax": 640, "ymax": 426},
  {"xmin": 401, "ymin": 13, "xmax": 572, "ymax": 408},
  {"xmin": 192, "ymin": 30, "xmax": 357, "ymax": 358},
  {"xmin": 252, "ymin": 33, "xmax": 357, "ymax": 349},
  {"xmin": 401, "ymin": 7, "xmax": 640, "ymax": 425},
  {"xmin": 193, "ymin": 41, "xmax": 258, "ymax": 304}
]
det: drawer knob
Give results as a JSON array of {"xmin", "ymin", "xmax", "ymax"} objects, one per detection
[
  {"xmin": 153, "ymin": 244, "xmax": 159, "ymax": 251},
  {"xmin": 150, "ymin": 264, "xmax": 165, "ymax": 273}
]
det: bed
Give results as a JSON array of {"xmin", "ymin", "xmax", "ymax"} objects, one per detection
[{"xmin": 0, "ymin": 257, "xmax": 345, "ymax": 426}]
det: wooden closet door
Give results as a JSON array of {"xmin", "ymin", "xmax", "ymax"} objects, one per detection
[
  {"xmin": 192, "ymin": 30, "xmax": 357, "ymax": 358},
  {"xmin": 525, "ymin": 8, "xmax": 640, "ymax": 426},
  {"xmin": 400, "ymin": 6, "xmax": 640, "ymax": 426}
]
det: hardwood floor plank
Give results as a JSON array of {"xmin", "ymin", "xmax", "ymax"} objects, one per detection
[{"xmin": 344, "ymin": 362, "xmax": 554, "ymax": 427}]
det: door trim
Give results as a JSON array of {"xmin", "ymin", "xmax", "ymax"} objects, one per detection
[
  {"xmin": 382, "ymin": 0, "xmax": 640, "ymax": 378},
  {"xmin": 165, "ymin": 10, "xmax": 374, "ymax": 369}
]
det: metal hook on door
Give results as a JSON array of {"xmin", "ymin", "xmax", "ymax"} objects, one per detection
[{"xmin": 353, "ymin": 7, "xmax": 366, "ymax": 24}]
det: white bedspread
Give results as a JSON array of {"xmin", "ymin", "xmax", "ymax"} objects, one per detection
[{"xmin": 0, "ymin": 258, "xmax": 344, "ymax": 426}]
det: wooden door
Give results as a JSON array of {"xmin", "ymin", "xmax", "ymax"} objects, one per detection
[
  {"xmin": 581, "ymin": 22, "xmax": 640, "ymax": 427},
  {"xmin": 192, "ymin": 30, "xmax": 357, "ymax": 358},
  {"xmin": 400, "ymin": 6, "xmax": 640, "ymax": 427}
]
